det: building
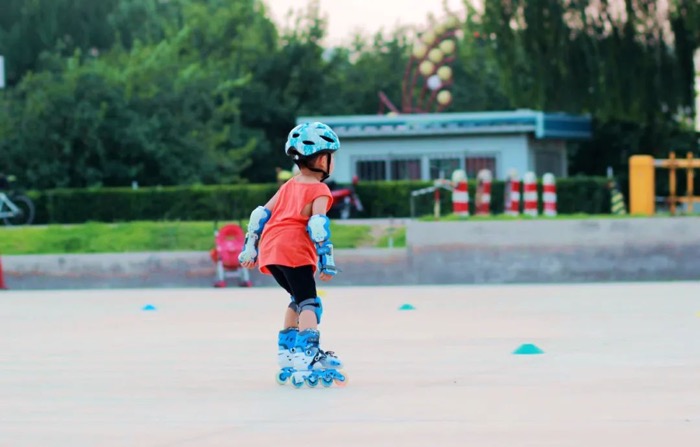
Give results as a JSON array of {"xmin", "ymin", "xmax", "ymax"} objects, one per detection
[{"xmin": 296, "ymin": 110, "xmax": 592, "ymax": 183}]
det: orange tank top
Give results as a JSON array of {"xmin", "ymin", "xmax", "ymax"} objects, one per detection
[{"xmin": 258, "ymin": 178, "xmax": 333, "ymax": 274}]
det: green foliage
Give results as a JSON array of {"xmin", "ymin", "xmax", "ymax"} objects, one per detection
[
  {"xmin": 33, "ymin": 184, "xmax": 279, "ymax": 224},
  {"xmin": 0, "ymin": 221, "xmax": 214, "ymax": 254},
  {"xmin": 329, "ymin": 224, "xmax": 374, "ymax": 249},
  {"xmin": 420, "ymin": 213, "xmax": 647, "ymax": 222},
  {"xmin": 0, "ymin": 0, "xmax": 697, "ymax": 192},
  {"xmin": 0, "ymin": 220, "xmax": 372, "ymax": 255},
  {"xmin": 0, "ymin": 0, "xmax": 269, "ymax": 188},
  {"xmin": 356, "ymin": 181, "xmax": 435, "ymax": 218},
  {"xmin": 555, "ymin": 177, "xmax": 612, "ymax": 214},
  {"xmin": 356, "ymin": 177, "xmax": 610, "ymax": 217},
  {"xmin": 481, "ymin": 0, "xmax": 699, "ymax": 172},
  {"xmin": 377, "ymin": 227, "xmax": 407, "ymax": 248},
  {"xmin": 26, "ymin": 177, "xmax": 610, "ymax": 224},
  {"xmin": 0, "ymin": 0, "xmax": 120, "ymax": 85}
]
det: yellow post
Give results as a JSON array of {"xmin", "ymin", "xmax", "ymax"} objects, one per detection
[
  {"xmin": 687, "ymin": 152, "xmax": 695, "ymax": 214},
  {"xmin": 629, "ymin": 155, "xmax": 655, "ymax": 215},
  {"xmin": 669, "ymin": 152, "xmax": 677, "ymax": 215}
]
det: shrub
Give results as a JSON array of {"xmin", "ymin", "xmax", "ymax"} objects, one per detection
[{"xmin": 27, "ymin": 177, "xmax": 611, "ymax": 224}]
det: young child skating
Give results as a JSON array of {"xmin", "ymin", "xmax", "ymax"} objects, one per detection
[{"xmin": 238, "ymin": 122, "xmax": 346, "ymax": 388}]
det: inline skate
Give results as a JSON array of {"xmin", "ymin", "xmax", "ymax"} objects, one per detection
[
  {"xmin": 275, "ymin": 328, "xmax": 298, "ymax": 385},
  {"xmin": 290, "ymin": 329, "xmax": 347, "ymax": 388}
]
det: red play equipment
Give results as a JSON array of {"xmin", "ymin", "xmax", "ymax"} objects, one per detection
[
  {"xmin": 0, "ymin": 256, "xmax": 7, "ymax": 290},
  {"xmin": 209, "ymin": 223, "xmax": 252, "ymax": 288},
  {"xmin": 328, "ymin": 176, "xmax": 364, "ymax": 220}
]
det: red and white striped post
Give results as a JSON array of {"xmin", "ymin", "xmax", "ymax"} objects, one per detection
[
  {"xmin": 523, "ymin": 171, "xmax": 538, "ymax": 217},
  {"xmin": 476, "ymin": 169, "xmax": 492, "ymax": 216},
  {"xmin": 505, "ymin": 170, "xmax": 520, "ymax": 216},
  {"xmin": 0, "ymin": 256, "xmax": 7, "ymax": 290},
  {"xmin": 542, "ymin": 173, "xmax": 557, "ymax": 217},
  {"xmin": 451, "ymin": 169, "xmax": 469, "ymax": 217}
]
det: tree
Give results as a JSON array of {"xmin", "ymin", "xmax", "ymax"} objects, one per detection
[
  {"xmin": 238, "ymin": 0, "xmax": 338, "ymax": 182},
  {"xmin": 0, "ymin": 0, "xmax": 275, "ymax": 188},
  {"xmin": 480, "ymin": 0, "xmax": 699, "ymax": 176},
  {"xmin": 0, "ymin": 0, "xmax": 120, "ymax": 86}
]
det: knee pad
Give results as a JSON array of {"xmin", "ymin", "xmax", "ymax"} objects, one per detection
[
  {"xmin": 288, "ymin": 296, "xmax": 300, "ymax": 314},
  {"xmin": 298, "ymin": 297, "xmax": 323, "ymax": 324}
]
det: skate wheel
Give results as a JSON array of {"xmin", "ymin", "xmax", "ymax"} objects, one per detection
[
  {"xmin": 305, "ymin": 375, "xmax": 319, "ymax": 388},
  {"xmin": 321, "ymin": 376, "xmax": 334, "ymax": 388},
  {"xmin": 333, "ymin": 371, "xmax": 348, "ymax": 387},
  {"xmin": 291, "ymin": 376, "xmax": 305, "ymax": 389},
  {"xmin": 276, "ymin": 371, "xmax": 289, "ymax": 385}
]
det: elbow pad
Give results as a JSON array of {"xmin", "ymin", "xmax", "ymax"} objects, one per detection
[
  {"xmin": 307, "ymin": 214, "xmax": 337, "ymax": 276},
  {"xmin": 238, "ymin": 206, "xmax": 271, "ymax": 264}
]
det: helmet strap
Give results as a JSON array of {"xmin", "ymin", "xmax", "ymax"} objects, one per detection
[{"xmin": 297, "ymin": 153, "xmax": 331, "ymax": 182}]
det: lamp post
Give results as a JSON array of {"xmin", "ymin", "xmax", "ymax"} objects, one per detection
[
  {"xmin": 694, "ymin": 48, "xmax": 699, "ymax": 134},
  {"xmin": 0, "ymin": 55, "xmax": 5, "ymax": 89}
]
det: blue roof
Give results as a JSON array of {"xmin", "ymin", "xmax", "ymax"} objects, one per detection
[{"xmin": 297, "ymin": 110, "xmax": 592, "ymax": 140}]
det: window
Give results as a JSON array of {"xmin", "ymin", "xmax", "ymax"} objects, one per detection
[
  {"xmin": 429, "ymin": 158, "xmax": 460, "ymax": 180},
  {"xmin": 356, "ymin": 160, "xmax": 387, "ymax": 181},
  {"xmin": 465, "ymin": 156, "xmax": 497, "ymax": 179},
  {"xmin": 390, "ymin": 159, "xmax": 422, "ymax": 180},
  {"xmin": 535, "ymin": 151, "xmax": 563, "ymax": 177}
]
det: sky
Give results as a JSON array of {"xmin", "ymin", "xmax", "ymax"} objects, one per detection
[{"xmin": 263, "ymin": 0, "xmax": 466, "ymax": 46}]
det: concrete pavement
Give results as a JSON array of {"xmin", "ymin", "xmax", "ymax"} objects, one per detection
[{"xmin": 1, "ymin": 282, "xmax": 699, "ymax": 446}]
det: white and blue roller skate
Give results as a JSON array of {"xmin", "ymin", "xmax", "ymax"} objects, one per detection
[
  {"xmin": 275, "ymin": 328, "xmax": 298, "ymax": 385},
  {"xmin": 290, "ymin": 329, "xmax": 347, "ymax": 388}
]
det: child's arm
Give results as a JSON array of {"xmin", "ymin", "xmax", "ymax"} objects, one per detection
[
  {"xmin": 264, "ymin": 191, "xmax": 280, "ymax": 210},
  {"xmin": 238, "ymin": 191, "xmax": 279, "ymax": 266},
  {"xmin": 311, "ymin": 196, "xmax": 329, "ymax": 216},
  {"xmin": 307, "ymin": 196, "xmax": 337, "ymax": 279}
]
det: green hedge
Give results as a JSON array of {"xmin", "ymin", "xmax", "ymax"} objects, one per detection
[
  {"xmin": 30, "ymin": 185, "xmax": 279, "ymax": 224},
  {"xmin": 26, "ymin": 177, "xmax": 611, "ymax": 224},
  {"xmin": 356, "ymin": 177, "xmax": 612, "ymax": 217}
]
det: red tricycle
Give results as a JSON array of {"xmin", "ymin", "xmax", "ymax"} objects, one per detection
[{"xmin": 209, "ymin": 223, "xmax": 252, "ymax": 288}]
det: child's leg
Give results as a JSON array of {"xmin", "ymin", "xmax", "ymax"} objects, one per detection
[
  {"xmin": 298, "ymin": 310, "xmax": 317, "ymax": 331},
  {"xmin": 276, "ymin": 265, "xmax": 318, "ymax": 331},
  {"xmin": 266, "ymin": 265, "xmax": 301, "ymax": 383},
  {"xmin": 283, "ymin": 307, "xmax": 298, "ymax": 329},
  {"xmin": 266, "ymin": 265, "xmax": 300, "ymax": 328},
  {"xmin": 277, "ymin": 266, "xmax": 344, "ymax": 386}
]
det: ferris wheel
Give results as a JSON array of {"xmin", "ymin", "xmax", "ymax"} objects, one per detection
[{"xmin": 379, "ymin": 15, "xmax": 461, "ymax": 114}]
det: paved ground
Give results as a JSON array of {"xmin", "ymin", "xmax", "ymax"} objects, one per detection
[{"xmin": 1, "ymin": 283, "xmax": 699, "ymax": 447}]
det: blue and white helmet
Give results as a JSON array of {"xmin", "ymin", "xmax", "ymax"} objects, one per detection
[{"xmin": 285, "ymin": 122, "xmax": 340, "ymax": 159}]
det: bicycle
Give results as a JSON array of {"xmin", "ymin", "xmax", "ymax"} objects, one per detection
[{"xmin": 0, "ymin": 175, "xmax": 35, "ymax": 226}]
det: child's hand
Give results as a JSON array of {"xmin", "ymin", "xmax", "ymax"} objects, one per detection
[
  {"xmin": 241, "ymin": 260, "xmax": 256, "ymax": 269},
  {"xmin": 319, "ymin": 272, "xmax": 333, "ymax": 282}
]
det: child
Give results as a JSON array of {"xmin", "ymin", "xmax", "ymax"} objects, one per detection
[{"xmin": 238, "ymin": 122, "xmax": 346, "ymax": 388}]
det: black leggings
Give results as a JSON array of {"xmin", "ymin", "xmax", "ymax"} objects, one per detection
[{"xmin": 267, "ymin": 265, "xmax": 317, "ymax": 306}]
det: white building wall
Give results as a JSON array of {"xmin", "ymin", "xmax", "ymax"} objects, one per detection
[{"xmin": 330, "ymin": 134, "xmax": 531, "ymax": 183}]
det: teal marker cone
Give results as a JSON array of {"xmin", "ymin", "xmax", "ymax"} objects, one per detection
[
  {"xmin": 398, "ymin": 303, "xmax": 416, "ymax": 311},
  {"xmin": 513, "ymin": 343, "xmax": 544, "ymax": 355},
  {"xmin": 142, "ymin": 304, "xmax": 157, "ymax": 311}
]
